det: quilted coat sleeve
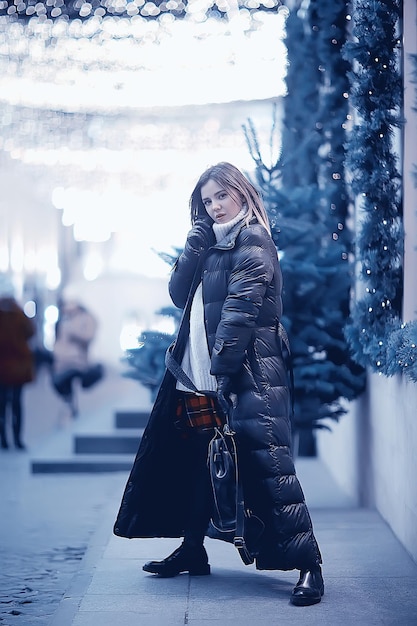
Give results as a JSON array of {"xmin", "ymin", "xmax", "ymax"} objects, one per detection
[
  {"xmin": 168, "ymin": 251, "xmax": 199, "ymax": 310},
  {"xmin": 210, "ymin": 226, "xmax": 276, "ymax": 376},
  {"xmin": 169, "ymin": 225, "xmax": 214, "ymax": 309}
]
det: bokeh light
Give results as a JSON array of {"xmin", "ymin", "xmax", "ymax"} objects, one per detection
[{"xmin": 0, "ymin": 4, "xmax": 288, "ymax": 280}]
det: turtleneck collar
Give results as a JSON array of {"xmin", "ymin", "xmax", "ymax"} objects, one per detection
[{"xmin": 212, "ymin": 207, "xmax": 248, "ymax": 243}]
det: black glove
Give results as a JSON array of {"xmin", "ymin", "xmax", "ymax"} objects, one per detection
[
  {"xmin": 186, "ymin": 219, "xmax": 212, "ymax": 254},
  {"xmin": 216, "ymin": 375, "xmax": 232, "ymax": 418}
]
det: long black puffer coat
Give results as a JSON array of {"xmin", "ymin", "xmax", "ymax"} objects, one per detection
[{"xmin": 114, "ymin": 217, "xmax": 322, "ymax": 571}]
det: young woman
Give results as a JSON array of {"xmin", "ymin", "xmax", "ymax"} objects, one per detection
[{"xmin": 114, "ymin": 162, "xmax": 324, "ymax": 606}]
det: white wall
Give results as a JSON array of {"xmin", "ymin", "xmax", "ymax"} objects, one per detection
[
  {"xmin": 316, "ymin": 402, "xmax": 360, "ymax": 508},
  {"xmin": 367, "ymin": 374, "xmax": 417, "ymax": 562},
  {"xmin": 318, "ymin": 0, "xmax": 417, "ymax": 566},
  {"xmin": 318, "ymin": 373, "xmax": 417, "ymax": 564}
]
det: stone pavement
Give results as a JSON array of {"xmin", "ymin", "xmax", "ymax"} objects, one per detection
[
  {"xmin": 48, "ymin": 379, "xmax": 417, "ymax": 626},
  {"xmin": 48, "ymin": 461, "xmax": 417, "ymax": 626},
  {"xmin": 0, "ymin": 364, "xmax": 147, "ymax": 626},
  {"xmin": 2, "ymin": 366, "xmax": 417, "ymax": 625}
]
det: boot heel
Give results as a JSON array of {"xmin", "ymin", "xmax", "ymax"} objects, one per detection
[{"xmin": 189, "ymin": 564, "xmax": 211, "ymax": 576}]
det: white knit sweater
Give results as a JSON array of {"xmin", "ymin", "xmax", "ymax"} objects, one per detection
[{"xmin": 176, "ymin": 209, "xmax": 247, "ymax": 393}]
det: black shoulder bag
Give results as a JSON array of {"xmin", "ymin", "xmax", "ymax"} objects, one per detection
[
  {"xmin": 165, "ymin": 348, "xmax": 265, "ymax": 565},
  {"xmin": 207, "ymin": 421, "xmax": 265, "ymax": 565}
]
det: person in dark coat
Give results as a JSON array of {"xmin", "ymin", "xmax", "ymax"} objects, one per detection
[
  {"xmin": 114, "ymin": 162, "xmax": 324, "ymax": 606},
  {"xmin": 0, "ymin": 277, "xmax": 35, "ymax": 450}
]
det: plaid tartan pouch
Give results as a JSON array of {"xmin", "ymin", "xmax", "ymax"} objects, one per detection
[{"xmin": 175, "ymin": 392, "xmax": 224, "ymax": 432}]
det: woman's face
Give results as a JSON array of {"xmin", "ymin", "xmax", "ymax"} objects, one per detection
[{"xmin": 201, "ymin": 179, "xmax": 243, "ymax": 224}]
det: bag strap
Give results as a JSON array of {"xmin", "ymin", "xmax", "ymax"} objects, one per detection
[
  {"xmin": 233, "ymin": 454, "xmax": 256, "ymax": 565},
  {"xmin": 273, "ymin": 258, "xmax": 295, "ymax": 418},
  {"xmin": 277, "ymin": 320, "xmax": 295, "ymax": 419},
  {"xmin": 164, "ymin": 249, "xmax": 211, "ymax": 395},
  {"xmin": 225, "ymin": 423, "xmax": 246, "ymax": 556},
  {"xmin": 165, "ymin": 346, "xmax": 199, "ymax": 393},
  {"xmin": 234, "ymin": 472, "xmax": 245, "ymax": 545},
  {"xmin": 277, "ymin": 320, "xmax": 290, "ymax": 353},
  {"xmin": 165, "ymin": 345, "xmax": 217, "ymax": 399}
]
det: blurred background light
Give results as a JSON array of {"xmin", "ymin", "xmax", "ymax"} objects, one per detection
[
  {"xmin": 0, "ymin": 2, "xmax": 287, "ymax": 289},
  {"xmin": 23, "ymin": 299, "xmax": 37, "ymax": 318}
]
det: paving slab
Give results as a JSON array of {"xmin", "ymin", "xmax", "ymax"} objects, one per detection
[
  {"xmin": 4, "ymin": 368, "xmax": 416, "ymax": 626},
  {"xmin": 0, "ymin": 366, "xmax": 149, "ymax": 625},
  {"xmin": 28, "ymin": 367, "xmax": 151, "ymax": 473},
  {"xmin": 50, "ymin": 458, "xmax": 417, "ymax": 626}
]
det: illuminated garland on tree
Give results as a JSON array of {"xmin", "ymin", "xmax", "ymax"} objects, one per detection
[{"xmin": 342, "ymin": 0, "xmax": 417, "ymax": 383}]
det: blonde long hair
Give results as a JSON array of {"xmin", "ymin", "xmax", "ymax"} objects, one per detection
[{"xmin": 189, "ymin": 162, "xmax": 271, "ymax": 234}]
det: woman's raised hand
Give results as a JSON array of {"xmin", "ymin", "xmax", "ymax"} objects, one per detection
[{"xmin": 186, "ymin": 219, "xmax": 213, "ymax": 253}]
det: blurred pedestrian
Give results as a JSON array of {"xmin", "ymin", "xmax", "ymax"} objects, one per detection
[
  {"xmin": 0, "ymin": 275, "xmax": 35, "ymax": 450},
  {"xmin": 114, "ymin": 162, "xmax": 324, "ymax": 606},
  {"xmin": 52, "ymin": 299, "xmax": 103, "ymax": 417}
]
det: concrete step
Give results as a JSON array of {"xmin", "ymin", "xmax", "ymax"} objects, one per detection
[
  {"xmin": 115, "ymin": 410, "xmax": 150, "ymax": 429},
  {"xmin": 30, "ymin": 407, "xmax": 143, "ymax": 474},
  {"xmin": 74, "ymin": 430, "xmax": 143, "ymax": 454},
  {"xmin": 31, "ymin": 454, "xmax": 135, "ymax": 474}
]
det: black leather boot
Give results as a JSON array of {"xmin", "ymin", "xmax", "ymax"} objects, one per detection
[
  {"xmin": 143, "ymin": 543, "xmax": 210, "ymax": 577},
  {"xmin": 290, "ymin": 566, "xmax": 324, "ymax": 606}
]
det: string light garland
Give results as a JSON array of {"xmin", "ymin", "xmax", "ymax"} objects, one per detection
[
  {"xmin": 0, "ymin": 0, "xmax": 282, "ymax": 22},
  {"xmin": 342, "ymin": 0, "xmax": 417, "ymax": 383}
]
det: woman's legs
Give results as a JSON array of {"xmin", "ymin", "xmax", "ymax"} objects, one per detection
[
  {"xmin": 52, "ymin": 370, "xmax": 78, "ymax": 417},
  {"xmin": 0, "ymin": 384, "xmax": 8, "ymax": 449},
  {"xmin": 183, "ymin": 431, "xmax": 214, "ymax": 547},
  {"xmin": 10, "ymin": 385, "xmax": 24, "ymax": 449},
  {"xmin": 142, "ymin": 429, "xmax": 213, "ymax": 577}
]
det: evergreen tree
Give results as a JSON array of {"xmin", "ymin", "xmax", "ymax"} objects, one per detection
[
  {"xmin": 280, "ymin": 1, "xmax": 321, "ymax": 188},
  {"xmin": 122, "ymin": 251, "xmax": 181, "ymax": 401},
  {"xmin": 246, "ymin": 0, "xmax": 366, "ymax": 455}
]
